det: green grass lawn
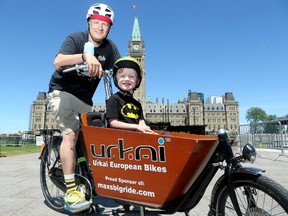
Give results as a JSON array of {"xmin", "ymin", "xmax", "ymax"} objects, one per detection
[{"xmin": 0, "ymin": 145, "xmax": 41, "ymax": 157}]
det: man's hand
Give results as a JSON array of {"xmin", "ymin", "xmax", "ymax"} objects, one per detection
[{"xmin": 85, "ymin": 53, "xmax": 103, "ymax": 78}]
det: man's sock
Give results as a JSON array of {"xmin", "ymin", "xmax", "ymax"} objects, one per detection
[{"xmin": 64, "ymin": 174, "xmax": 77, "ymax": 193}]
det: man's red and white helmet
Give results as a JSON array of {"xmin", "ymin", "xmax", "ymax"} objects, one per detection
[{"xmin": 86, "ymin": 3, "xmax": 115, "ymax": 25}]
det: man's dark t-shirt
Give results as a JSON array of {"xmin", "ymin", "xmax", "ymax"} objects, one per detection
[{"xmin": 48, "ymin": 31, "xmax": 121, "ymax": 106}]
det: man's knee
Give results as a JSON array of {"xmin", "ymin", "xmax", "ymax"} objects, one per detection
[{"xmin": 63, "ymin": 130, "xmax": 79, "ymax": 143}]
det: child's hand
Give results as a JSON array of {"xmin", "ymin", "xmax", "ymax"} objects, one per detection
[
  {"xmin": 137, "ymin": 125, "xmax": 152, "ymax": 133},
  {"xmin": 137, "ymin": 125, "xmax": 158, "ymax": 134}
]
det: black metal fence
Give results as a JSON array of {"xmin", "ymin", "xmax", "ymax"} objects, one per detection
[{"xmin": 237, "ymin": 120, "xmax": 288, "ymax": 161}]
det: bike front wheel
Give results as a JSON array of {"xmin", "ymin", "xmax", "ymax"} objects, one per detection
[
  {"xmin": 40, "ymin": 143, "xmax": 66, "ymax": 213},
  {"xmin": 212, "ymin": 173, "xmax": 288, "ymax": 215}
]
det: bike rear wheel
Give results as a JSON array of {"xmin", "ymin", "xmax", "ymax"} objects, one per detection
[
  {"xmin": 213, "ymin": 173, "xmax": 288, "ymax": 215},
  {"xmin": 40, "ymin": 143, "xmax": 66, "ymax": 213}
]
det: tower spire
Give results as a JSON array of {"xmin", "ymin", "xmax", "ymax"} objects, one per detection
[
  {"xmin": 128, "ymin": 17, "xmax": 146, "ymax": 113},
  {"xmin": 131, "ymin": 17, "xmax": 141, "ymax": 42}
]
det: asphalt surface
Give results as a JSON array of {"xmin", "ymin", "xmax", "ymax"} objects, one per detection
[{"xmin": 0, "ymin": 147, "xmax": 288, "ymax": 216}]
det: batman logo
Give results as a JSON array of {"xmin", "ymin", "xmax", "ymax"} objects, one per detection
[{"xmin": 121, "ymin": 103, "xmax": 140, "ymax": 119}]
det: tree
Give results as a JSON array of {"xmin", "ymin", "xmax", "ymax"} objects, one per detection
[
  {"xmin": 267, "ymin": 114, "xmax": 277, "ymax": 121},
  {"xmin": 245, "ymin": 107, "xmax": 267, "ymax": 124},
  {"xmin": 263, "ymin": 114, "xmax": 282, "ymax": 134}
]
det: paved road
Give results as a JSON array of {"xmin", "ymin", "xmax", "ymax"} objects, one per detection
[{"xmin": 0, "ymin": 147, "xmax": 288, "ymax": 216}]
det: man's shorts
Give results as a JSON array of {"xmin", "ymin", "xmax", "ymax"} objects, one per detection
[{"xmin": 48, "ymin": 90, "xmax": 92, "ymax": 135}]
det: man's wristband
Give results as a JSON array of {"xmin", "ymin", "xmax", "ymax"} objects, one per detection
[{"xmin": 82, "ymin": 53, "xmax": 86, "ymax": 62}]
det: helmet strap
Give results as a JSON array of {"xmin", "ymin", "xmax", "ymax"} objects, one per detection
[{"xmin": 119, "ymin": 90, "xmax": 133, "ymax": 97}]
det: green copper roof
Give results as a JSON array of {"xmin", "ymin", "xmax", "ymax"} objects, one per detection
[{"xmin": 131, "ymin": 17, "xmax": 141, "ymax": 42}]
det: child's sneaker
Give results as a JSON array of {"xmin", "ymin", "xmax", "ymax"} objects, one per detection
[{"xmin": 64, "ymin": 190, "xmax": 90, "ymax": 213}]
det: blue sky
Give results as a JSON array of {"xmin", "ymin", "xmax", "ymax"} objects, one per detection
[{"xmin": 0, "ymin": 0, "xmax": 288, "ymax": 133}]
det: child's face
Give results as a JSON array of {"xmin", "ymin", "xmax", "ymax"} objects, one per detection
[{"xmin": 116, "ymin": 68, "xmax": 139, "ymax": 92}]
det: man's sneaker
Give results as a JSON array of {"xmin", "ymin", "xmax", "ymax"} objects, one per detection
[{"xmin": 64, "ymin": 190, "xmax": 90, "ymax": 213}]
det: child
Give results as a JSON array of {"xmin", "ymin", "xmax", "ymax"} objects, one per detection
[{"xmin": 106, "ymin": 56, "xmax": 152, "ymax": 133}]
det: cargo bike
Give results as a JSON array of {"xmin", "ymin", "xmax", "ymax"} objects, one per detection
[{"xmin": 39, "ymin": 66, "xmax": 288, "ymax": 215}]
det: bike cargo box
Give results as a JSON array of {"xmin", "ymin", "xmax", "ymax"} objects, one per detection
[{"xmin": 81, "ymin": 117, "xmax": 218, "ymax": 207}]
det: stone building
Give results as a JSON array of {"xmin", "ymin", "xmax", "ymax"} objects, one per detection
[
  {"xmin": 30, "ymin": 17, "xmax": 239, "ymax": 135},
  {"xmin": 29, "ymin": 92, "xmax": 55, "ymax": 133}
]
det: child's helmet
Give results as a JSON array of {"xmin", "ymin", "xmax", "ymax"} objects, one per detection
[
  {"xmin": 113, "ymin": 56, "xmax": 142, "ymax": 90},
  {"xmin": 86, "ymin": 3, "xmax": 115, "ymax": 25}
]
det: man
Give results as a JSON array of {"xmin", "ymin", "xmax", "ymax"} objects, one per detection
[{"xmin": 48, "ymin": 3, "xmax": 121, "ymax": 213}]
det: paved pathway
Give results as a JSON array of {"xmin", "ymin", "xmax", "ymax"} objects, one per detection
[{"xmin": 0, "ymin": 147, "xmax": 287, "ymax": 216}]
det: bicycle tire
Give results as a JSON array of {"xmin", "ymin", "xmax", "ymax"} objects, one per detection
[
  {"xmin": 40, "ymin": 144, "xmax": 66, "ymax": 213},
  {"xmin": 212, "ymin": 173, "xmax": 288, "ymax": 215}
]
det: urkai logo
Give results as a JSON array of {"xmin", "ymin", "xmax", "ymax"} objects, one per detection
[{"xmin": 90, "ymin": 138, "xmax": 166, "ymax": 162}]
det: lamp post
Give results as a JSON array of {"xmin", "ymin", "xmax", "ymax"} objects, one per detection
[{"xmin": 193, "ymin": 107, "xmax": 196, "ymax": 126}]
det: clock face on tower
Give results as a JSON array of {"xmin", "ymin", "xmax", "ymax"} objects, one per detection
[{"xmin": 132, "ymin": 44, "xmax": 140, "ymax": 51}]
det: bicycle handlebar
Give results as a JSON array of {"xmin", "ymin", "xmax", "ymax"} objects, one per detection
[
  {"xmin": 63, "ymin": 64, "xmax": 87, "ymax": 73},
  {"xmin": 62, "ymin": 64, "xmax": 113, "ymax": 77}
]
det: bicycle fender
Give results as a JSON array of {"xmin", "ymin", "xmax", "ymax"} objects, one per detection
[
  {"xmin": 211, "ymin": 167, "xmax": 265, "ymax": 196},
  {"xmin": 233, "ymin": 166, "xmax": 265, "ymax": 175},
  {"xmin": 209, "ymin": 167, "xmax": 265, "ymax": 215}
]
